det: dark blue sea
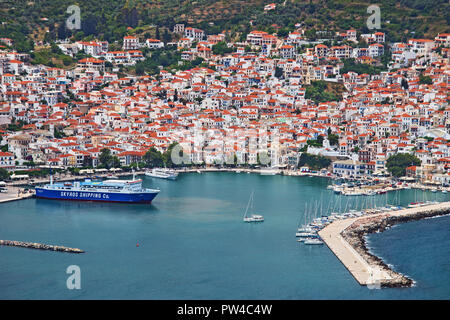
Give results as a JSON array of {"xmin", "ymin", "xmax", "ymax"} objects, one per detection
[{"xmin": 0, "ymin": 172, "xmax": 449, "ymax": 299}]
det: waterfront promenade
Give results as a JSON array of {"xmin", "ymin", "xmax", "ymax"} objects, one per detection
[
  {"xmin": 318, "ymin": 201, "xmax": 450, "ymax": 287},
  {"xmin": 0, "ymin": 187, "xmax": 34, "ymax": 203}
]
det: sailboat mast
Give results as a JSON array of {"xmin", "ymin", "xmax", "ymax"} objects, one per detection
[
  {"xmin": 244, "ymin": 191, "xmax": 253, "ymax": 219},
  {"xmin": 304, "ymin": 203, "xmax": 307, "ymax": 226}
]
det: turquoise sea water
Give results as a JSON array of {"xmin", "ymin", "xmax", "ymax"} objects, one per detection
[{"xmin": 0, "ymin": 172, "xmax": 449, "ymax": 299}]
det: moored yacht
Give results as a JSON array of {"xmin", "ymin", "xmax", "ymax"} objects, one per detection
[
  {"xmin": 304, "ymin": 238, "xmax": 324, "ymax": 245},
  {"xmin": 145, "ymin": 168, "xmax": 178, "ymax": 180}
]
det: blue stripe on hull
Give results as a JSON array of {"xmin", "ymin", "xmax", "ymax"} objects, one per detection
[{"xmin": 35, "ymin": 188, "xmax": 158, "ymax": 204}]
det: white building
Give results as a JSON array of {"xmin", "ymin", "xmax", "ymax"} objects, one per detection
[
  {"xmin": 408, "ymin": 39, "xmax": 435, "ymax": 55},
  {"xmin": 145, "ymin": 38, "xmax": 164, "ymax": 49},
  {"xmin": 0, "ymin": 151, "xmax": 14, "ymax": 168},
  {"xmin": 184, "ymin": 27, "xmax": 205, "ymax": 41},
  {"xmin": 369, "ymin": 43, "xmax": 384, "ymax": 57},
  {"xmin": 123, "ymin": 36, "xmax": 140, "ymax": 51},
  {"xmin": 332, "ymin": 160, "xmax": 366, "ymax": 178}
]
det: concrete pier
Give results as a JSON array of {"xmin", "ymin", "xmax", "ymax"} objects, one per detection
[
  {"xmin": 0, "ymin": 240, "xmax": 85, "ymax": 253},
  {"xmin": 0, "ymin": 187, "xmax": 34, "ymax": 203},
  {"xmin": 318, "ymin": 202, "xmax": 450, "ymax": 287}
]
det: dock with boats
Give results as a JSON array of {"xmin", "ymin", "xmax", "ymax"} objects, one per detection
[
  {"xmin": 330, "ymin": 181, "xmax": 449, "ymax": 196},
  {"xmin": 318, "ymin": 201, "xmax": 450, "ymax": 287}
]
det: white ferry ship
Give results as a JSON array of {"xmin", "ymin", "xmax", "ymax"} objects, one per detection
[{"xmin": 35, "ymin": 174, "xmax": 159, "ymax": 203}]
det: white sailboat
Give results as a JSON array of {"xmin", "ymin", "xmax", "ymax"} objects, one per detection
[
  {"xmin": 297, "ymin": 203, "xmax": 315, "ymax": 234},
  {"xmin": 243, "ymin": 191, "xmax": 264, "ymax": 222}
]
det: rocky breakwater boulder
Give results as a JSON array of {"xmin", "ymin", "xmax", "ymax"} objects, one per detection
[
  {"xmin": 341, "ymin": 207, "xmax": 450, "ymax": 288},
  {"xmin": 0, "ymin": 240, "xmax": 85, "ymax": 253}
]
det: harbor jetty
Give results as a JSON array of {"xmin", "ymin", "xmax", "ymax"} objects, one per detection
[
  {"xmin": 0, "ymin": 240, "xmax": 85, "ymax": 254},
  {"xmin": 0, "ymin": 187, "xmax": 34, "ymax": 203},
  {"xmin": 318, "ymin": 201, "xmax": 450, "ymax": 288}
]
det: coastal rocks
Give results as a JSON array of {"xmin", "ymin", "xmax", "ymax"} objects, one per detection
[
  {"xmin": 0, "ymin": 240, "xmax": 85, "ymax": 254},
  {"xmin": 341, "ymin": 208, "xmax": 450, "ymax": 288}
]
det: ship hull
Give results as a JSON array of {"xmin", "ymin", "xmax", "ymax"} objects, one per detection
[
  {"xmin": 35, "ymin": 187, "xmax": 158, "ymax": 204},
  {"xmin": 145, "ymin": 174, "xmax": 177, "ymax": 180}
]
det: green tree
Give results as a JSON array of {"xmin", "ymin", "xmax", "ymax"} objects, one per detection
[
  {"xmin": 212, "ymin": 41, "xmax": 233, "ymax": 55},
  {"xmin": 401, "ymin": 78, "xmax": 409, "ymax": 90},
  {"xmin": 135, "ymin": 62, "xmax": 145, "ymax": 75},
  {"xmin": 163, "ymin": 142, "xmax": 180, "ymax": 168},
  {"xmin": 274, "ymin": 66, "xmax": 283, "ymax": 78},
  {"xmin": 305, "ymin": 81, "xmax": 342, "ymax": 103},
  {"xmin": 143, "ymin": 147, "xmax": 164, "ymax": 168},
  {"xmin": 298, "ymin": 153, "xmax": 331, "ymax": 170},
  {"xmin": 111, "ymin": 156, "xmax": 121, "ymax": 168},
  {"xmin": 99, "ymin": 148, "xmax": 113, "ymax": 168},
  {"xmin": 419, "ymin": 74, "xmax": 432, "ymax": 85},
  {"xmin": 328, "ymin": 133, "xmax": 339, "ymax": 146},
  {"xmin": 0, "ymin": 168, "xmax": 10, "ymax": 180},
  {"xmin": 341, "ymin": 58, "xmax": 386, "ymax": 75},
  {"xmin": 163, "ymin": 29, "xmax": 171, "ymax": 43},
  {"xmin": 386, "ymin": 153, "xmax": 421, "ymax": 177}
]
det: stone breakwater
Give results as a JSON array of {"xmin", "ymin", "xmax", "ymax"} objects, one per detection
[
  {"xmin": 341, "ymin": 208, "xmax": 450, "ymax": 288},
  {"xmin": 0, "ymin": 240, "xmax": 85, "ymax": 253}
]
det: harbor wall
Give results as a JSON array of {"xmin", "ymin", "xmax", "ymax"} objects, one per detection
[
  {"xmin": 0, "ymin": 240, "xmax": 85, "ymax": 254},
  {"xmin": 319, "ymin": 202, "xmax": 450, "ymax": 288}
]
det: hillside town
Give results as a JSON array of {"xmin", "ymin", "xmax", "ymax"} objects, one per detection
[{"xmin": 0, "ymin": 26, "xmax": 449, "ymax": 186}]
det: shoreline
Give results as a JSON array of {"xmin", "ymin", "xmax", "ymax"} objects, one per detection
[
  {"xmin": 2, "ymin": 171, "xmax": 449, "ymax": 288},
  {"xmin": 319, "ymin": 202, "xmax": 450, "ymax": 288},
  {"xmin": 1, "ymin": 168, "xmax": 446, "ymax": 204}
]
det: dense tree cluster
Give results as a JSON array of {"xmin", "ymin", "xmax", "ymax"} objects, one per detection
[
  {"xmin": 211, "ymin": 42, "xmax": 233, "ymax": 55},
  {"xmin": 99, "ymin": 148, "xmax": 121, "ymax": 169},
  {"xmin": 340, "ymin": 59, "xmax": 388, "ymax": 76},
  {"xmin": 0, "ymin": 0, "xmax": 447, "ymax": 52},
  {"xmin": 305, "ymin": 81, "xmax": 342, "ymax": 104},
  {"xmin": 386, "ymin": 153, "xmax": 421, "ymax": 177},
  {"xmin": 298, "ymin": 153, "xmax": 331, "ymax": 171},
  {"xmin": 419, "ymin": 74, "xmax": 433, "ymax": 85},
  {"xmin": 0, "ymin": 168, "xmax": 9, "ymax": 181}
]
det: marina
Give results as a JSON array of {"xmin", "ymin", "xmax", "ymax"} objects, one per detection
[
  {"xmin": 319, "ymin": 202, "xmax": 450, "ymax": 287},
  {"xmin": 0, "ymin": 172, "xmax": 449, "ymax": 299}
]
